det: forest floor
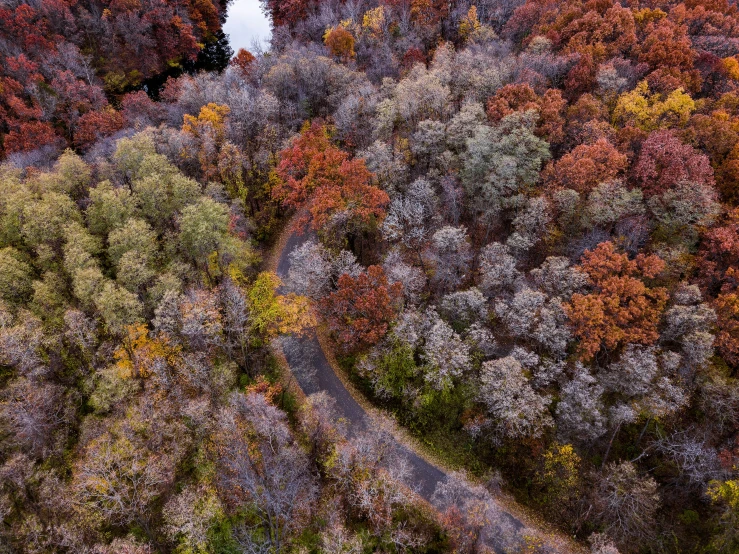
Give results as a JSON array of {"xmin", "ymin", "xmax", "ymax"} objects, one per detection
[{"xmin": 266, "ymin": 218, "xmax": 585, "ymax": 554}]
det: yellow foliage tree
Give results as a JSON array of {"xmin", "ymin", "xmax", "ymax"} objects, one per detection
[
  {"xmin": 459, "ymin": 6, "xmax": 481, "ymax": 41},
  {"xmin": 248, "ymin": 272, "xmax": 313, "ymax": 344},
  {"xmin": 707, "ymin": 479, "xmax": 739, "ymax": 551},
  {"xmin": 362, "ymin": 6, "xmax": 386, "ymax": 37},
  {"xmin": 182, "ymin": 103, "xmax": 232, "ymax": 180},
  {"xmin": 613, "ymin": 80, "xmax": 695, "ymax": 131},
  {"xmin": 182, "ymin": 103, "xmax": 230, "ymax": 141},
  {"xmin": 115, "ymin": 323, "xmax": 180, "ymax": 379}
]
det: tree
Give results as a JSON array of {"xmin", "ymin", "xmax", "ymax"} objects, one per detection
[
  {"xmin": 542, "ymin": 138, "xmax": 628, "ymax": 194},
  {"xmin": 178, "ymin": 197, "xmax": 230, "ymax": 266},
  {"xmin": 648, "ymin": 180, "xmax": 719, "ymax": 244},
  {"xmin": 231, "ymin": 48, "xmax": 256, "ymax": 78},
  {"xmin": 632, "ymin": 130, "xmax": 715, "ymax": 197},
  {"xmin": 73, "ymin": 107, "xmax": 124, "ymax": 149},
  {"xmin": 439, "ymin": 288, "xmax": 487, "ymax": 327},
  {"xmin": 478, "ymin": 356, "xmax": 553, "ymax": 440},
  {"xmin": 661, "ymin": 284, "xmax": 716, "ymax": 371},
  {"xmin": 556, "ymin": 364, "xmax": 607, "ymax": 445},
  {"xmin": 216, "ymin": 392, "xmax": 317, "ymax": 552},
  {"xmin": 381, "ymin": 178, "xmax": 436, "ymax": 251},
  {"xmin": 73, "ymin": 422, "xmax": 174, "ymax": 531},
  {"xmin": 420, "ymin": 315, "xmax": 471, "ymax": 391},
  {"xmin": 108, "ymin": 219, "xmax": 157, "ymax": 268},
  {"xmin": 0, "ymin": 378, "xmax": 72, "ymax": 458},
  {"xmin": 86, "ymin": 181, "xmax": 138, "ymax": 237},
  {"xmin": 707, "ymin": 479, "xmax": 739, "ymax": 552},
  {"xmin": 94, "ymin": 281, "xmax": 144, "ymax": 336},
  {"xmin": 163, "ymin": 485, "xmax": 224, "ymax": 553},
  {"xmin": 322, "ymin": 266, "xmax": 402, "ymax": 352},
  {"xmin": 285, "ymin": 239, "xmax": 333, "ymax": 299},
  {"xmin": 461, "ymin": 111, "xmax": 550, "ymax": 222},
  {"xmin": 181, "ymin": 103, "xmax": 231, "ymax": 180},
  {"xmin": 638, "ymin": 18, "xmax": 696, "ymax": 89},
  {"xmin": 486, "ymin": 84, "xmax": 566, "ymax": 146},
  {"xmin": 533, "ymin": 443, "xmax": 582, "ymax": 515},
  {"xmin": 697, "ymin": 207, "xmax": 739, "ymax": 296},
  {"xmin": 424, "ymin": 226, "xmax": 473, "ymax": 292},
  {"xmin": 478, "ymin": 242, "xmax": 522, "ymax": 295},
  {"xmin": 272, "ymin": 122, "xmax": 389, "ymax": 236},
  {"xmin": 324, "ymin": 27, "xmax": 355, "ymax": 61},
  {"xmin": 495, "ymin": 288, "xmax": 571, "ymax": 358},
  {"xmin": 565, "ymin": 242, "xmax": 668, "ymax": 361},
  {"xmin": 0, "ymin": 247, "xmax": 33, "ymax": 303},
  {"xmin": 531, "ymin": 256, "xmax": 587, "ymax": 300},
  {"xmin": 613, "ymin": 81, "xmax": 695, "ymax": 131},
  {"xmin": 431, "ymin": 473, "xmax": 497, "ymax": 554},
  {"xmin": 713, "ymin": 292, "xmax": 739, "ymax": 368},
  {"xmin": 247, "ymin": 272, "xmax": 313, "ymax": 345},
  {"xmin": 593, "ymin": 462, "xmax": 660, "ymax": 546}
]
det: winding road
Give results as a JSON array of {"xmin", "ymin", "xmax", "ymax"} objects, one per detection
[{"xmin": 274, "ymin": 228, "xmax": 577, "ymax": 554}]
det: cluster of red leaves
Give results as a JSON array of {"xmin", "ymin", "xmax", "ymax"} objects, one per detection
[{"xmin": 321, "ymin": 266, "xmax": 402, "ymax": 352}]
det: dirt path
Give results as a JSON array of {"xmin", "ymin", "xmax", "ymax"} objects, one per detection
[{"xmin": 270, "ymin": 226, "xmax": 582, "ymax": 554}]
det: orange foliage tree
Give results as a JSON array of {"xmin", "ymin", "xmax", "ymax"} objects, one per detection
[
  {"xmin": 231, "ymin": 48, "xmax": 256, "ymax": 78},
  {"xmin": 324, "ymin": 26, "xmax": 355, "ymax": 61},
  {"xmin": 542, "ymin": 138, "xmax": 628, "ymax": 194},
  {"xmin": 272, "ymin": 121, "xmax": 389, "ymax": 235},
  {"xmin": 321, "ymin": 265, "xmax": 402, "ymax": 352},
  {"xmin": 565, "ymin": 242, "xmax": 668, "ymax": 361}
]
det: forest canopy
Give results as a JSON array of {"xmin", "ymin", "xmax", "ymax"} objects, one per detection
[{"xmin": 2, "ymin": 0, "xmax": 739, "ymax": 552}]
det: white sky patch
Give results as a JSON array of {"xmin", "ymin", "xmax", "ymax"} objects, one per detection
[{"xmin": 223, "ymin": 0, "xmax": 271, "ymax": 55}]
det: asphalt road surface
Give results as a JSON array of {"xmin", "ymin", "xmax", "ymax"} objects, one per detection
[{"xmin": 275, "ymin": 229, "xmax": 570, "ymax": 554}]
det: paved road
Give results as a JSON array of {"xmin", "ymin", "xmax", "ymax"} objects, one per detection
[{"xmin": 275, "ymin": 229, "xmax": 569, "ymax": 553}]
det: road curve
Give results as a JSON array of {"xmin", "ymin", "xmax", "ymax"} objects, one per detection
[{"xmin": 273, "ymin": 228, "xmax": 576, "ymax": 554}]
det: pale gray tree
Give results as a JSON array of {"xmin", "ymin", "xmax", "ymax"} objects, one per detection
[
  {"xmin": 556, "ymin": 365, "xmax": 608, "ymax": 445},
  {"xmin": 439, "ymin": 288, "xmax": 487, "ymax": 327},
  {"xmin": 460, "ymin": 111, "xmax": 550, "ymax": 223},
  {"xmin": 286, "ymin": 239, "xmax": 333, "ymax": 299},
  {"xmin": 478, "ymin": 242, "xmax": 522, "ymax": 296},
  {"xmin": 479, "ymin": 356, "xmax": 553, "ymax": 440},
  {"xmin": 424, "ymin": 226, "xmax": 472, "ymax": 292},
  {"xmin": 530, "ymin": 256, "xmax": 587, "ymax": 300}
]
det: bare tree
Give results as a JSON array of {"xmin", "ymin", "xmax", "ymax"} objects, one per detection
[
  {"xmin": 592, "ymin": 462, "xmax": 660, "ymax": 547},
  {"xmin": 217, "ymin": 392, "xmax": 317, "ymax": 552}
]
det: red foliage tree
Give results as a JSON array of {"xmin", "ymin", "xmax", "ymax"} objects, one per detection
[
  {"xmin": 3, "ymin": 120, "xmax": 58, "ymax": 154},
  {"xmin": 321, "ymin": 265, "xmax": 402, "ymax": 352},
  {"xmin": 714, "ymin": 291, "xmax": 739, "ymax": 368},
  {"xmin": 632, "ymin": 129, "xmax": 715, "ymax": 197},
  {"xmin": 542, "ymin": 138, "xmax": 628, "ymax": 194},
  {"xmin": 697, "ymin": 208, "xmax": 739, "ymax": 295},
  {"xmin": 565, "ymin": 242, "xmax": 668, "ymax": 361},
  {"xmin": 639, "ymin": 18, "xmax": 700, "ymax": 92},
  {"xmin": 231, "ymin": 48, "xmax": 256, "ymax": 78},
  {"xmin": 262, "ymin": 0, "xmax": 315, "ymax": 27},
  {"xmin": 272, "ymin": 122, "xmax": 390, "ymax": 233},
  {"xmin": 74, "ymin": 108, "xmax": 125, "ymax": 149}
]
